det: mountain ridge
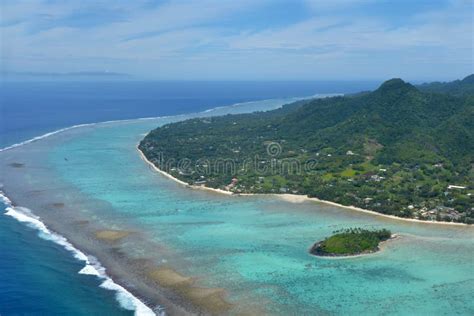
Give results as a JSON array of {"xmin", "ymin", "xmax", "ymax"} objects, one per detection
[
  {"xmin": 140, "ymin": 77, "xmax": 474, "ymax": 223},
  {"xmin": 417, "ymin": 74, "xmax": 474, "ymax": 96}
]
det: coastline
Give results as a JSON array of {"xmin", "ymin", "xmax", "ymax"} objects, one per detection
[
  {"xmin": 1, "ymin": 93, "xmax": 470, "ymax": 315},
  {"xmin": 277, "ymin": 194, "xmax": 470, "ymax": 227},
  {"xmin": 137, "ymin": 146, "xmax": 233, "ymax": 196},
  {"xmin": 0, "ymin": 95, "xmax": 321, "ymax": 316},
  {"xmin": 137, "ymin": 147, "xmax": 470, "ymax": 228}
]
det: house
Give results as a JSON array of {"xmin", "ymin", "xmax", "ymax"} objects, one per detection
[
  {"xmin": 225, "ymin": 177, "xmax": 239, "ymax": 190},
  {"xmin": 447, "ymin": 185, "xmax": 466, "ymax": 190},
  {"xmin": 369, "ymin": 174, "xmax": 384, "ymax": 182}
]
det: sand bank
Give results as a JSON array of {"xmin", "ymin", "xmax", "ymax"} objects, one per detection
[
  {"xmin": 95, "ymin": 230, "xmax": 132, "ymax": 242},
  {"xmin": 148, "ymin": 267, "xmax": 232, "ymax": 314}
]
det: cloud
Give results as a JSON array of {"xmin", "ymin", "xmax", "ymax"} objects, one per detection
[
  {"xmin": 1, "ymin": 1, "xmax": 259, "ymax": 64},
  {"xmin": 1, "ymin": 0, "xmax": 472, "ymax": 80}
]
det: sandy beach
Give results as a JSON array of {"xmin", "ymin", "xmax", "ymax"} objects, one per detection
[
  {"xmin": 137, "ymin": 146, "xmax": 233, "ymax": 196},
  {"xmin": 276, "ymin": 194, "xmax": 470, "ymax": 227},
  {"xmin": 137, "ymin": 146, "xmax": 470, "ymax": 228}
]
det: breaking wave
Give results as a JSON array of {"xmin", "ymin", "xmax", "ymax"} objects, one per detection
[
  {"xmin": 0, "ymin": 93, "xmax": 331, "ymax": 315},
  {"xmin": 0, "ymin": 191, "xmax": 158, "ymax": 316}
]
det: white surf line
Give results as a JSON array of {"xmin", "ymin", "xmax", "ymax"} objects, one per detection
[
  {"xmin": 0, "ymin": 92, "xmax": 332, "ymax": 154},
  {"xmin": 0, "ymin": 191, "xmax": 159, "ymax": 316},
  {"xmin": 0, "ymin": 92, "xmax": 332, "ymax": 314},
  {"xmin": 0, "ymin": 124, "xmax": 91, "ymax": 153}
]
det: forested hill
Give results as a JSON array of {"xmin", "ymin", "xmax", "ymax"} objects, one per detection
[
  {"xmin": 139, "ymin": 78, "xmax": 474, "ymax": 223},
  {"xmin": 417, "ymin": 74, "xmax": 474, "ymax": 96}
]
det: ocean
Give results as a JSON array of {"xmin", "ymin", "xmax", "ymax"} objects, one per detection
[{"xmin": 0, "ymin": 80, "xmax": 380, "ymax": 315}]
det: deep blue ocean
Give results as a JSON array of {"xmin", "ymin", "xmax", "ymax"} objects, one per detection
[{"xmin": 0, "ymin": 80, "xmax": 378, "ymax": 315}]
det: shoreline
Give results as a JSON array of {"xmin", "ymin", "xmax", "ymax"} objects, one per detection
[
  {"xmin": 277, "ymin": 194, "xmax": 470, "ymax": 227},
  {"xmin": 1, "ymin": 93, "xmax": 469, "ymax": 316},
  {"xmin": 137, "ymin": 147, "xmax": 470, "ymax": 228},
  {"xmin": 0, "ymin": 95, "xmax": 325, "ymax": 316},
  {"xmin": 137, "ymin": 146, "xmax": 233, "ymax": 196}
]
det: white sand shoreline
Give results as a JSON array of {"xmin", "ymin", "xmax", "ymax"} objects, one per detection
[
  {"xmin": 137, "ymin": 146, "xmax": 232, "ymax": 195},
  {"xmin": 276, "ymin": 194, "xmax": 470, "ymax": 227},
  {"xmin": 137, "ymin": 147, "xmax": 470, "ymax": 227}
]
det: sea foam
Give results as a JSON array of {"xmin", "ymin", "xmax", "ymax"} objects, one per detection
[
  {"xmin": 0, "ymin": 191, "xmax": 157, "ymax": 316},
  {"xmin": 0, "ymin": 93, "xmax": 331, "ymax": 315},
  {"xmin": 0, "ymin": 93, "xmax": 331, "ymax": 154},
  {"xmin": 0, "ymin": 124, "xmax": 90, "ymax": 153}
]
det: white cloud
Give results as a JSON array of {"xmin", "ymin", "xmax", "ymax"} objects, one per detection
[{"xmin": 1, "ymin": 0, "xmax": 472, "ymax": 80}]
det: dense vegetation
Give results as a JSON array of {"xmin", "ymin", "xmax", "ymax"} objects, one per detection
[
  {"xmin": 139, "ymin": 76, "xmax": 474, "ymax": 223},
  {"xmin": 417, "ymin": 74, "xmax": 474, "ymax": 96},
  {"xmin": 310, "ymin": 228, "xmax": 392, "ymax": 256}
]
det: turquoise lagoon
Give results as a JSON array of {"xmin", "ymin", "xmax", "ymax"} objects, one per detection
[{"xmin": 1, "ymin": 99, "xmax": 473, "ymax": 315}]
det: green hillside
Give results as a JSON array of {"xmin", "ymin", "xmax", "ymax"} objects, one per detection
[
  {"xmin": 417, "ymin": 74, "xmax": 474, "ymax": 96},
  {"xmin": 139, "ymin": 78, "xmax": 474, "ymax": 223}
]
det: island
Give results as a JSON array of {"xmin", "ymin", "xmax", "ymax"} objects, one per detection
[
  {"xmin": 309, "ymin": 228, "xmax": 393, "ymax": 257},
  {"xmin": 139, "ymin": 75, "xmax": 474, "ymax": 223}
]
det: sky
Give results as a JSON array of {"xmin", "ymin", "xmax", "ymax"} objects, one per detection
[{"xmin": 1, "ymin": 0, "xmax": 472, "ymax": 81}]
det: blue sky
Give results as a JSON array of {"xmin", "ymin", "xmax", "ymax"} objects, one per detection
[{"xmin": 1, "ymin": 0, "xmax": 472, "ymax": 80}]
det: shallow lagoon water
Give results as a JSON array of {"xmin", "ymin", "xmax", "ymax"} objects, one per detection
[{"xmin": 1, "ymin": 98, "xmax": 473, "ymax": 315}]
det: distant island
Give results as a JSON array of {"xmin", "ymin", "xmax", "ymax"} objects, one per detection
[
  {"xmin": 139, "ymin": 75, "xmax": 474, "ymax": 224},
  {"xmin": 310, "ymin": 228, "xmax": 393, "ymax": 257}
]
